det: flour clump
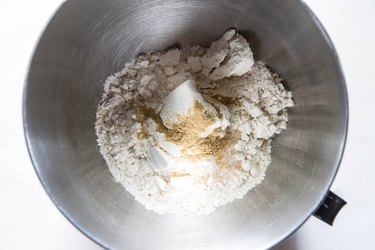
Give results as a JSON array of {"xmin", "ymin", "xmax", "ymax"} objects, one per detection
[{"xmin": 96, "ymin": 29, "xmax": 294, "ymax": 216}]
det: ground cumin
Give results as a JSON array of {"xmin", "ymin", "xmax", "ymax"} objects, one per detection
[{"xmin": 137, "ymin": 102, "xmax": 239, "ymax": 168}]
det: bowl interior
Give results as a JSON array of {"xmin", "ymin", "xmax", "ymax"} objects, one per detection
[{"xmin": 24, "ymin": 0, "xmax": 347, "ymax": 249}]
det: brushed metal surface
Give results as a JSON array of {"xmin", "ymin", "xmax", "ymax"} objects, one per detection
[{"xmin": 23, "ymin": 0, "xmax": 348, "ymax": 249}]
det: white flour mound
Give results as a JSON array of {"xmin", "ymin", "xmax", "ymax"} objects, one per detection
[{"xmin": 96, "ymin": 29, "xmax": 294, "ymax": 216}]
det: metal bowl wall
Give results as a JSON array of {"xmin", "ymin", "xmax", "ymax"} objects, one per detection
[{"xmin": 23, "ymin": 0, "xmax": 348, "ymax": 249}]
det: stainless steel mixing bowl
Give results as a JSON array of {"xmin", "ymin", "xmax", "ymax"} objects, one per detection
[{"xmin": 23, "ymin": 0, "xmax": 348, "ymax": 249}]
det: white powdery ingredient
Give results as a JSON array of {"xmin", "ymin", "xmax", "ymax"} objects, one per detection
[{"xmin": 96, "ymin": 29, "xmax": 294, "ymax": 216}]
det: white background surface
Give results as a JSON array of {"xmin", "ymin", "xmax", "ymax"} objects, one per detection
[{"xmin": 0, "ymin": 0, "xmax": 374, "ymax": 249}]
